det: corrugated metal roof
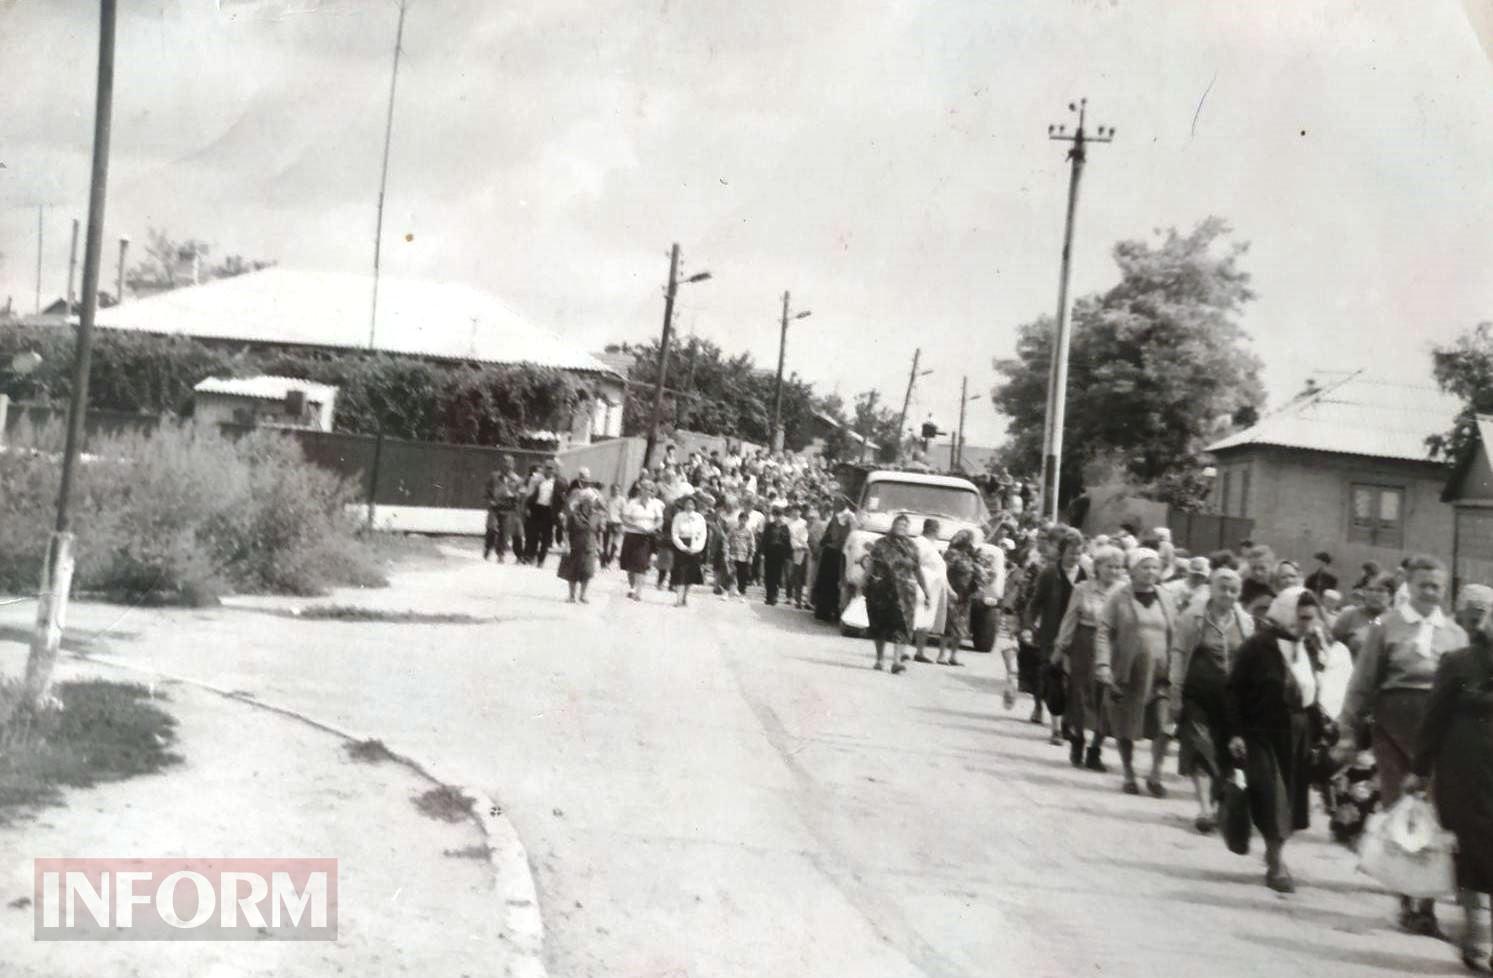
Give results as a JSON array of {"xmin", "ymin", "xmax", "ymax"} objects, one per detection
[
  {"xmin": 92, "ymin": 268, "xmax": 621, "ymax": 377},
  {"xmin": 194, "ymin": 375, "xmax": 339, "ymax": 402},
  {"xmin": 1206, "ymin": 373, "xmax": 1460, "ymax": 463}
]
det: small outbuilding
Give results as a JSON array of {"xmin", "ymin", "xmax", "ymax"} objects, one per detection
[{"xmin": 193, "ymin": 375, "xmax": 339, "ymax": 431}]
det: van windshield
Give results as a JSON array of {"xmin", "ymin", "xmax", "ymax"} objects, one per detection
[{"xmin": 862, "ymin": 481, "xmax": 984, "ymax": 522}]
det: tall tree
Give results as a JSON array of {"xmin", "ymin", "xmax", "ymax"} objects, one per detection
[
  {"xmin": 126, "ymin": 229, "xmax": 274, "ymax": 292},
  {"xmin": 992, "ymin": 217, "xmax": 1265, "ymax": 508},
  {"xmin": 1428, "ymin": 320, "xmax": 1493, "ymax": 461}
]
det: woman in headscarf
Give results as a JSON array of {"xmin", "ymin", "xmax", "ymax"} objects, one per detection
[
  {"xmin": 1335, "ymin": 555, "xmax": 1468, "ymax": 934},
  {"xmin": 937, "ymin": 529, "xmax": 989, "ymax": 668},
  {"xmin": 1023, "ymin": 527, "xmax": 1086, "ymax": 743},
  {"xmin": 1054, "ymin": 544, "xmax": 1126, "ymax": 771},
  {"xmin": 862, "ymin": 513, "xmax": 931, "ymax": 674},
  {"xmin": 813, "ymin": 501, "xmax": 858, "ymax": 622},
  {"xmin": 1410, "ymin": 584, "xmax": 1493, "ymax": 971},
  {"xmin": 1169, "ymin": 567, "xmax": 1253, "ymax": 833},
  {"xmin": 1225, "ymin": 586, "xmax": 1330, "ymax": 893},
  {"xmin": 1094, "ymin": 548, "xmax": 1176, "ymax": 795},
  {"xmin": 558, "ymin": 483, "xmax": 605, "ymax": 604}
]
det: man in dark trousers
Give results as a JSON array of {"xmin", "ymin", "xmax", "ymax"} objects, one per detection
[
  {"xmin": 483, "ymin": 454, "xmax": 525, "ymax": 562},
  {"xmin": 760, "ymin": 505, "xmax": 793, "ymax": 607},
  {"xmin": 523, "ymin": 459, "xmax": 565, "ymax": 568},
  {"xmin": 1304, "ymin": 551, "xmax": 1338, "ymax": 598}
]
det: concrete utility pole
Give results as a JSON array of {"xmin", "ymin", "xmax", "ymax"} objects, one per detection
[
  {"xmin": 15, "ymin": 0, "xmax": 118, "ymax": 723},
  {"xmin": 771, "ymin": 291, "xmax": 811, "ymax": 452},
  {"xmin": 894, "ymin": 348, "xmax": 931, "ymax": 463},
  {"xmin": 66, "ymin": 219, "xmax": 79, "ymax": 314},
  {"xmin": 115, "ymin": 235, "xmax": 129, "ymax": 305},
  {"xmin": 954, "ymin": 376, "xmax": 981, "ymax": 472},
  {"xmin": 1039, "ymin": 97, "xmax": 1113, "ymax": 522}
]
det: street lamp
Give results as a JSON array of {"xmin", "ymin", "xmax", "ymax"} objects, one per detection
[
  {"xmin": 771, "ymin": 293, "xmax": 811, "ymax": 452},
  {"xmin": 643, "ymin": 244, "xmax": 712, "ymax": 468}
]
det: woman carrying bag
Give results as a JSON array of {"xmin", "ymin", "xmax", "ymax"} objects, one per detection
[
  {"xmin": 1410, "ymin": 584, "xmax": 1493, "ymax": 971},
  {"xmin": 1224, "ymin": 586, "xmax": 1330, "ymax": 894}
]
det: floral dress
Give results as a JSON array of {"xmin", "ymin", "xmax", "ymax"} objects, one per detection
[
  {"xmin": 864, "ymin": 535, "xmax": 921, "ymax": 644},
  {"xmin": 943, "ymin": 543, "xmax": 989, "ymax": 643}
]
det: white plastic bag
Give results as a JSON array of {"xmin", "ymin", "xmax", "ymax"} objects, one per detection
[
  {"xmin": 841, "ymin": 594, "xmax": 870, "ymax": 630},
  {"xmin": 1357, "ymin": 795, "xmax": 1457, "ymax": 899}
]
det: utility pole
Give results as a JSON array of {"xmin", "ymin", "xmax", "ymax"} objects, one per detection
[
  {"xmin": 115, "ymin": 235, "xmax": 129, "ymax": 305},
  {"xmin": 34, "ymin": 206, "xmax": 44, "ymax": 315},
  {"xmin": 771, "ymin": 291, "xmax": 811, "ymax": 452},
  {"xmin": 643, "ymin": 245, "xmax": 710, "ymax": 469},
  {"xmin": 65, "ymin": 219, "xmax": 79, "ymax": 314},
  {"xmin": 895, "ymin": 347, "xmax": 932, "ymax": 463},
  {"xmin": 365, "ymin": 0, "xmax": 408, "ymax": 529},
  {"xmin": 951, "ymin": 376, "xmax": 967, "ymax": 470},
  {"xmin": 14, "ymin": 0, "xmax": 118, "ymax": 724},
  {"xmin": 1039, "ymin": 98, "xmax": 1114, "ymax": 522}
]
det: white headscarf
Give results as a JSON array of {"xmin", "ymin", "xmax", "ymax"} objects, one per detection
[
  {"xmin": 1127, "ymin": 547, "xmax": 1161, "ymax": 570},
  {"xmin": 1266, "ymin": 585, "xmax": 1309, "ymax": 633}
]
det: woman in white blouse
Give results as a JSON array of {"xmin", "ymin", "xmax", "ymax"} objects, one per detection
[
  {"xmin": 619, "ymin": 482, "xmax": 665, "ymax": 601},
  {"xmin": 669, "ymin": 495, "xmax": 709, "ymax": 607}
]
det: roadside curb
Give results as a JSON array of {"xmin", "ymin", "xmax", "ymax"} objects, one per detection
[{"xmin": 65, "ymin": 649, "xmax": 548, "ymax": 978}]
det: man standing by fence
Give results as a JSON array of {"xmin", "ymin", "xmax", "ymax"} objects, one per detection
[
  {"xmin": 524, "ymin": 459, "xmax": 565, "ymax": 568},
  {"xmin": 484, "ymin": 454, "xmax": 526, "ymax": 563}
]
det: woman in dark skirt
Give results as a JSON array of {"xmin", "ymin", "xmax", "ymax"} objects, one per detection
[
  {"xmin": 1169, "ymin": 567, "xmax": 1252, "ymax": 833},
  {"xmin": 1054, "ymin": 545, "xmax": 1125, "ymax": 771},
  {"xmin": 1225, "ymin": 586, "xmax": 1329, "ymax": 894},
  {"xmin": 862, "ymin": 513, "xmax": 930, "ymax": 674},
  {"xmin": 813, "ymin": 504, "xmax": 856, "ymax": 622},
  {"xmin": 668, "ymin": 495, "xmax": 708, "ymax": 606},
  {"xmin": 1411, "ymin": 584, "xmax": 1493, "ymax": 971},
  {"xmin": 619, "ymin": 482, "xmax": 664, "ymax": 600},
  {"xmin": 1023, "ymin": 527, "xmax": 1085, "ymax": 742},
  {"xmin": 557, "ymin": 486, "xmax": 604, "ymax": 603}
]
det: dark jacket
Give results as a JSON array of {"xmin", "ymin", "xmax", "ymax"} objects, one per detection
[
  {"xmin": 1023, "ymin": 564, "xmax": 1086, "ymax": 653},
  {"xmin": 1225, "ymin": 625, "xmax": 1327, "ymax": 746},
  {"xmin": 761, "ymin": 522, "xmax": 793, "ymax": 555}
]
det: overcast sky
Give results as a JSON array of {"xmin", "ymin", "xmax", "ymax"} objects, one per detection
[{"xmin": 2, "ymin": 0, "xmax": 1491, "ymax": 447}]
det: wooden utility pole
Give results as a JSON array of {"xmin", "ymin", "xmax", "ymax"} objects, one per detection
[
  {"xmin": 894, "ymin": 347, "xmax": 923, "ymax": 462},
  {"xmin": 34, "ymin": 206, "xmax": 44, "ymax": 315},
  {"xmin": 769, "ymin": 292, "xmax": 810, "ymax": 452},
  {"xmin": 643, "ymin": 244, "xmax": 682, "ymax": 469},
  {"xmin": 1039, "ymin": 98, "xmax": 1113, "ymax": 522},
  {"xmin": 65, "ymin": 219, "xmax": 80, "ymax": 313},
  {"xmin": 14, "ymin": 0, "xmax": 118, "ymax": 724},
  {"xmin": 951, "ymin": 375, "xmax": 968, "ymax": 470}
]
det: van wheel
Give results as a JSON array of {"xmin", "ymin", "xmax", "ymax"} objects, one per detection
[{"xmin": 971, "ymin": 605, "xmax": 998, "ymax": 652}]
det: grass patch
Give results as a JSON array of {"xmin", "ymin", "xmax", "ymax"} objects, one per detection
[
  {"xmin": 0, "ymin": 680, "xmax": 181, "ymax": 826},
  {"xmin": 344, "ymin": 738, "xmax": 397, "ymax": 764},
  {"xmin": 412, "ymin": 785, "xmax": 473, "ymax": 824},
  {"xmin": 295, "ymin": 605, "xmax": 484, "ymax": 624}
]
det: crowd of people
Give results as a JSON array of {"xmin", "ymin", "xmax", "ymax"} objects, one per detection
[
  {"xmin": 1005, "ymin": 522, "xmax": 1493, "ymax": 970},
  {"xmin": 483, "ymin": 447, "xmax": 1493, "ymax": 970}
]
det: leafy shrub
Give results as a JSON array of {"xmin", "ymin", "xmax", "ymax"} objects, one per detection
[{"xmin": 0, "ymin": 421, "xmax": 386, "ymax": 599}]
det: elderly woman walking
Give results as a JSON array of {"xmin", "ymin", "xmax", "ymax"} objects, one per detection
[
  {"xmin": 1410, "ymin": 584, "xmax": 1493, "ymax": 971},
  {"xmin": 1054, "ymin": 544, "xmax": 1126, "ymax": 770},
  {"xmin": 937, "ymin": 530, "xmax": 989, "ymax": 668},
  {"xmin": 1024, "ymin": 527, "xmax": 1086, "ymax": 744},
  {"xmin": 863, "ymin": 513, "xmax": 931, "ymax": 674},
  {"xmin": 1336, "ymin": 555, "xmax": 1468, "ymax": 934},
  {"xmin": 1094, "ymin": 548, "xmax": 1176, "ymax": 796},
  {"xmin": 1170, "ymin": 567, "xmax": 1253, "ymax": 833},
  {"xmin": 1225, "ymin": 587, "xmax": 1330, "ymax": 893},
  {"xmin": 558, "ymin": 483, "xmax": 605, "ymax": 603},
  {"xmin": 669, "ymin": 495, "xmax": 708, "ymax": 607}
]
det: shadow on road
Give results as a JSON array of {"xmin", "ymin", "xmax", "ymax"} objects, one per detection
[
  {"xmin": 1239, "ymin": 932, "xmax": 1463, "ymax": 976},
  {"xmin": 787, "ymin": 654, "xmax": 874, "ymax": 673},
  {"xmin": 0, "ymin": 623, "xmax": 136, "ymax": 654},
  {"xmin": 1095, "ymin": 855, "xmax": 1386, "ymax": 897},
  {"xmin": 1164, "ymin": 887, "xmax": 1379, "ymax": 934},
  {"xmin": 746, "ymin": 603, "xmax": 841, "ymax": 638}
]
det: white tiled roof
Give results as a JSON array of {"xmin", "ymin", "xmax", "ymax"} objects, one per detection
[
  {"xmin": 93, "ymin": 268, "xmax": 620, "ymax": 376},
  {"xmin": 1206, "ymin": 373, "xmax": 1461, "ymax": 463},
  {"xmin": 193, "ymin": 375, "xmax": 338, "ymax": 402}
]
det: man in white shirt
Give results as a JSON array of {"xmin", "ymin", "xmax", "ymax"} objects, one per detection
[
  {"xmin": 786, "ymin": 504, "xmax": 811, "ymax": 608},
  {"xmin": 523, "ymin": 459, "xmax": 564, "ymax": 567}
]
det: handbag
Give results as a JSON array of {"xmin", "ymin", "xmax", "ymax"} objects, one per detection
[
  {"xmin": 1221, "ymin": 768, "xmax": 1252, "ymax": 856},
  {"xmin": 1042, "ymin": 662, "xmax": 1067, "ymax": 716},
  {"xmin": 841, "ymin": 594, "xmax": 870, "ymax": 630},
  {"xmin": 1357, "ymin": 794, "xmax": 1457, "ymax": 898}
]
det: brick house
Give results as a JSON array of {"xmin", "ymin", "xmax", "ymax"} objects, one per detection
[
  {"xmin": 1205, "ymin": 373, "xmax": 1460, "ymax": 575},
  {"xmin": 1441, "ymin": 416, "xmax": 1493, "ymax": 592}
]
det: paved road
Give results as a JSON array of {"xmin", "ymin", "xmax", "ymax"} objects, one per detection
[{"xmin": 3, "ymin": 548, "xmax": 1471, "ymax": 977}]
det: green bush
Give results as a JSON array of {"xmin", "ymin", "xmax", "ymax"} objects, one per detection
[{"xmin": 0, "ymin": 421, "xmax": 386, "ymax": 599}]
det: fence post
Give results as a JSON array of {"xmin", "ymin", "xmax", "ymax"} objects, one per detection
[
  {"xmin": 0, "ymin": 394, "xmax": 8, "ymax": 449},
  {"xmin": 365, "ymin": 426, "xmax": 385, "ymax": 531}
]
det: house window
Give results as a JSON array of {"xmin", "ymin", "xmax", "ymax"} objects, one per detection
[{"xmin": 1349, "ymin": 483, "xmax": 1405, "ymax": 549}]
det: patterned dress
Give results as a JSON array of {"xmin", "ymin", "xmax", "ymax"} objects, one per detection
[
  {"xmin": 942, "ymin": 541, "xmax": 989, "ymax": 643},
  {"xmin": 864, "ymin": 535, "xmax": 921, "ymax": 644}
]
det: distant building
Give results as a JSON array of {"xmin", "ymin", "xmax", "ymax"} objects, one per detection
[
  {"xmin": 193, "ymin": 376, "xmax": 338, "ymax": 431},
  {"xmin": 802, "ymin": 410, "xmax": 878, "ymax": 460},
  {"xmin": 1205, "ymin": 373, "xmax": 1459, "ymax": 570},
  {"xmin": 84, "ymin": 268, "xmax": 625, "ymax": 445}
]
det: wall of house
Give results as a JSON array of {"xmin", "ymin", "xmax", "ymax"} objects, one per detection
[
  {"xmin": 1215, "ymin": 446, "xmax": 1454, "ymax": 575},
  {"xmin": 195, "ymin": 392, "xmax": 334, "ymax": 431}
]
